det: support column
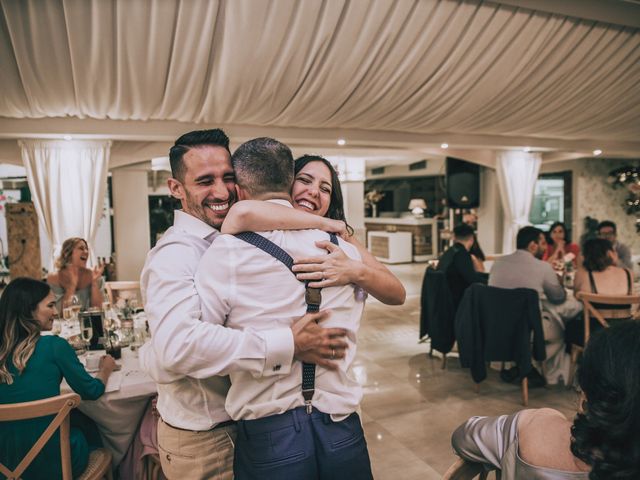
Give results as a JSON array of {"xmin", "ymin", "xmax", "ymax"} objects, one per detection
[
  {"xmin": 111, "ymin": 168, "xmax": 150, "ymax": 281},
  {"xmin": 477, "ymin": 167, "xmax": 503, "ymax": 255},
  {"xmin": 342, "ymin": 181, "xmax": 365, "ymax": 243}
]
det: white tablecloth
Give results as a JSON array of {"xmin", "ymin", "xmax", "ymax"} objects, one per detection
[{"xmin": 62, "ymin": 347, "xmax": 157, "ymax": 466}]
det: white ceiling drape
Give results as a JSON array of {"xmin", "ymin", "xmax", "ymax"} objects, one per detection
[
  {"xmin": 495, "ymin": 151, "xmax": 541, "ymax": 253},
  {"xmin": 1, "ymin": 0, "xmax": 638, "ymax": 146},
  {"xmin": 19, "ymin": 140, "xmax": 110, "ymax": 268}
]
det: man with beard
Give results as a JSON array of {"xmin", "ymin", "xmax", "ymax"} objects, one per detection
[
  {"xmin": 489, "ymin": 226, "xmax": 581, "ymax": 386},
  {"xmin": 489, "ymin": 226, "xmax": 565, "ymax": 303},
  {"xmin": 139, "ymin": 129, "xmax": 349, "ymax": 479}
]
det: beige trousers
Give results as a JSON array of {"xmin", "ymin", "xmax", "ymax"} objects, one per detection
[{"xmin": 157, "ymin": 418, "xmax": 237, "ymax": 480}]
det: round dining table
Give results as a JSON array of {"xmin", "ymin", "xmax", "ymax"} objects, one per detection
[{"xmin": 62, "ymin": 346, "xmax": 157, "ymax": 466}]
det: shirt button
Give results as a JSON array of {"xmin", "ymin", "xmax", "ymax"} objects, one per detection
[
  {"xmin": 273, "ymin": 364, "xmax": 281, "ymax": 371},
  {"xmin": 166, "ymin": 454, "xmax": 171, "ymax": 462}
]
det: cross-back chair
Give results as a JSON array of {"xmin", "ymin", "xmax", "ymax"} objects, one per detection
[
  {"xmin": 105, "ymin": 281, "xmax": 141, "ymax": 306},
  {"xmin": 568, "ymin": 292, "xmax": 640, "ymax": 386},
  {"xmin": 0, "ymin": 393, "xmax": 112, "ymax": 480}
]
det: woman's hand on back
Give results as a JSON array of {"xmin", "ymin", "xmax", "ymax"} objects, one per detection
[{"xmin": 293, "ymin": 240, "xmax": 360, "ymax": 288}]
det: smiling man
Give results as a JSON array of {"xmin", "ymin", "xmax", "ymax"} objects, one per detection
[{"xmin": 139, "ymin": 129, "xmax": 349, "ymax": 479}]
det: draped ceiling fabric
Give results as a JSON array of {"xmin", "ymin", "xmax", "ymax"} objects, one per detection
[
  {"xmin": 495, "ymin": 151, "xmax": 541, "ymax": 253},
  {"xmin": 19, "ymin": 140, "xmax": 110, "ymax": 268},
  {"xmin": 0, "ymin": 0, "xmax": 639, "ymax": 151}
]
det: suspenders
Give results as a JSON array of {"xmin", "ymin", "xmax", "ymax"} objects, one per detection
[{"xmin": 234, "ymin": 231, "xmax": 339, "ymax": 414}]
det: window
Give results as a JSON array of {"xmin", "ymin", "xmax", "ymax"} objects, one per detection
[{"xmin": 529, "ymin": 172, "xmax": 572, "ymax": 234}]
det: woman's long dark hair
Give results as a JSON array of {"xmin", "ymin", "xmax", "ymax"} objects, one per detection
[
  {"xmin": 294, "ymin": 155, "xmax": 354, "ymax": 235},
  {"xmin": 582, "ymin": 238, "xmax": 615, "ymax": 272},
  {"xmin": 0, "ymin": 278, "xmax": 51, "ymax": 384},
  {"xmin": 571, "ymin": 321, "xmax": 640, "ymax": 479},
  {"xmin": 547, "ymin": 221, "xmax": 571, "ymax": 245}
]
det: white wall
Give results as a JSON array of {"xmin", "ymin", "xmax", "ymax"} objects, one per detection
[{"xmin": 111, "ymin": 168, "xmax": 151, "ymax": 281}]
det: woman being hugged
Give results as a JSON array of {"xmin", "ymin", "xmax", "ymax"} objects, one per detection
[
  {"xmin": 47, "ymin": 237, "xmax": 104, "ymax": 311},
  {"xmin": 222, "ymin": 154, "xmax": 406, "ymax": 305},
  {"xmin": 0, "ymin": 278, "xmax": 115, "ymax": 479}
]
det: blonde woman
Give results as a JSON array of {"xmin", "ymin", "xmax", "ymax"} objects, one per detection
[
  {"xmin": 0, "ymin": 277, "xmax": 115, "ymax": 478},
  {"xmin": 47, "ymin": 237, "xmax": 104, "ymax": 311}
]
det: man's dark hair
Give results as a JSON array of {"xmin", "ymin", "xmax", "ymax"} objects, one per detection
[
  {"xmin": 597, "ymin": 220, "xmax": 617, "ymax": 234},
  {"xmin": 582, "ymin": 238, "xmax": 615, "ymax": 272},
  {"xmin": 169, "ymin": 129, "xmax": 230, "ymax": 181},
  {"xmin": 453, "ymin": 223, "xmax": 474, "ymax": 241},
  {"xmin": 231, "ymin": 137, "xmax": 294, "ymax": 196},
  {"xmin": 516, "ymin": 226, "xmax": 543, "ymax": 250}
]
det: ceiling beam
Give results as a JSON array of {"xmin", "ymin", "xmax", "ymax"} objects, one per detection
[{"xmin": 490, "ymin": 0, "xmax": 640, "ymax": 28}]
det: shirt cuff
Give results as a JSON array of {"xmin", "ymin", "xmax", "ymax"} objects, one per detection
[{"xmin": 261, "ymin": 327, "xmax": 294, "ymax": 376}]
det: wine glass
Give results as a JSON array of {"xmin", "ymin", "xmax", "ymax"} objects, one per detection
[
  {"xmin": 81, "ymin": 316, "xmax": 93, "ymax": 350},
  {"xmin": 70, "ymin": 295, "xmax": 82, "ymax": 317}
]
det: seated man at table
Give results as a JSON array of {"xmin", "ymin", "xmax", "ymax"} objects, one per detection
[
  {"xmin": 489, "ymin": 226, "xmax": 581, "ymax": 385},
  {"xmin": 597, "ymin": 220, "xmax": 633, "ymax": 270},
  {"xmin": 437, "ymin": 223, "xmax": 488, "ymax": 309}
]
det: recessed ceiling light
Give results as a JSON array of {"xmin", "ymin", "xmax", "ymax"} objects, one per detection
[
  {"xmin": 523, "ymin": 147, "xmax": 531, "ymax": 153},
  {"xmin": 593, "ymin": 149, "xmax": 602, "ymax": 156},
  {"xmin": 337, "ymin": 138, "xmax": 346, "ymax": 146},
  {"xmin": 440, "ymin": 143, "xmax": 448, "ymax": 149},
  {"xmin": 63, "ymin": 135, "xmax": 72, "ymax": 141}
]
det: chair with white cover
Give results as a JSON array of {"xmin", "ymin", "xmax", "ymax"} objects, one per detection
[
  {"xmin": 0, "ymin": 392, "xmax": 112, "ymax": 480},
  {"xmin": 105, "ymin": 281, "xmax": 141, "ymax": 306}
]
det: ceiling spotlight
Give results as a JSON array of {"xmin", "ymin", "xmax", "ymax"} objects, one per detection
[
  {"xmin": 63, "ymin": 135, "xmax": 72, "ymax": 141},
  {"xmin": 441, "ymin": 143, "xmax": 448, "ymax": 149},
  {"xmin": 337, "ymin": 138, "xmax": 346, "ymax": 146},
  {"xmin": 523, "ymin": 147, "xmax": 531, "ymax": 153},
  {"xmin": 593, "ymin": 149, "xmax": 602, "ymax": 156}
]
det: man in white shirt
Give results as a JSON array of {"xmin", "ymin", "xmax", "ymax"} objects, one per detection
[
  {"xmin": 139, "ymin": 129, "xmax": 349, "ymax": 480},
  {"xmin": 195, "ymin": 137, "xmax": 373, "ymax": 480}
]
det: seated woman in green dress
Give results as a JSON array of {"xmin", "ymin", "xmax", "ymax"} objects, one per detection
[{"xmin": 0, "ymin": 277, "xmax": 116, "ymax": 479}]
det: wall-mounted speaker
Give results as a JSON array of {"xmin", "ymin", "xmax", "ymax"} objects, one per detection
[{"xmin": 446, "ymin": 157, "xmax": 480, "ymax": 208}]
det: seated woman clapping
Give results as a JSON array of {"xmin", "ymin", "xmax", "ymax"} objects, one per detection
[{"xmin": 47, "ymin": 237, "xmax": 105, "ymax": 312}]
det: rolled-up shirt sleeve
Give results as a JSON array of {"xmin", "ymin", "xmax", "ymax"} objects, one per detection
[{"xmin": 141, "ymin": 236, "xmax": 294, "ymax": 383}]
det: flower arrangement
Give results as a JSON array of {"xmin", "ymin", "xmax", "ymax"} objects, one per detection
[
  {"xmin": 608, "ymin": 165, "xmax": 640, "ymax": 232},
  {"xmin": 364, "ymin": 189, "xmax": 385, "ymax": 206}
]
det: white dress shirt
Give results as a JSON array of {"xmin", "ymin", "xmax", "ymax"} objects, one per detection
[
  {"xmin": 139, "ymin": 210, "xmax": 294, "ymax": 430},
  {"xmin": 195, "ymin": 200, "xmax": 365, "ymax": 421}
]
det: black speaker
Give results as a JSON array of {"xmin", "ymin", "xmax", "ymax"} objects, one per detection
[{"xmin": 446, "ymin": 157, "xmax": 480, "ymax": 208}]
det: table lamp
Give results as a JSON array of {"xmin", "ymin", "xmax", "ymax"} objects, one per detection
[{"xmin": 408, "ymin": 198, "xmax": 427, "ymax": 217}]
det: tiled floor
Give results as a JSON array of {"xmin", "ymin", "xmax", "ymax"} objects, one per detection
[{"xmin": 358, "ymin": 263, "xmax": 578, "ymax": 479}]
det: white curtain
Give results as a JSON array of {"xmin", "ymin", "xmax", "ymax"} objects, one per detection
[
  {"xmin": 0, "ymin": 1, "xmax": 638, "ymax": 143},
  {"xmin": 19, "ymin": 140, "xmax": 111, "ymax": 268},
  {"xmin": 496, "ymin": 151, "xmax": 541, "ymax": 253}
]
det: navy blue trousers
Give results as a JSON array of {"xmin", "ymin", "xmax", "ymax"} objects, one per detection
[{"xmin": 234, "ymin": 406, "xmax": 373, "ymax": 480}]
